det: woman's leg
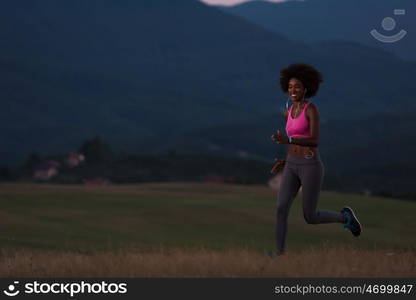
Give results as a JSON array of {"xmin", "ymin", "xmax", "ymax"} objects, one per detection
[
  {"xmin": 299, "ymin": 161, "xmax": 347, "ymax": 224},
  {"xmin": 276, "ymin": 163, "xmax": 301, "ymax": 253}
]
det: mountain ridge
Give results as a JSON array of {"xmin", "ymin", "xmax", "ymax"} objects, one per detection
[{"xmin": 1, "ymin": 0, "xmax": 415, "ymax": 166}]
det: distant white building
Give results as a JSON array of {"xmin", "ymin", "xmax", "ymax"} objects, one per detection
[
  {"xmin": 33, "ymin": 160, "xmax": 60, "ymax": 180},
  {"xmin": 66, "ymin": 152, "xmax": 85, "ymax": 168}
]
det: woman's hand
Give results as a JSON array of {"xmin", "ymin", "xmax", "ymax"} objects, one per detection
[
  {"xmin": 271, "ymin": 129, "xmax": 289, "ymax": 144},
  {"xmin": 271, "ymin": 158, "xmax": 286, "ymax": 174}
]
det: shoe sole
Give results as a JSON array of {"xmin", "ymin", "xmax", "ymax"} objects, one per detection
[{"xmin": 343, "ymin": 206, "xmax": 362, "ymax": 237}]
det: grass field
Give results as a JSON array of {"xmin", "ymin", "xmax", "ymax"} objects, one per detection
[{"xmin": 0, "ymin": 182, "xmax": 415, "ymax": 277}]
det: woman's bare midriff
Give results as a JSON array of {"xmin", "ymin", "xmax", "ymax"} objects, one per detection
[{"xmin": 287, "ymin": 143, "xmax": 318, "ymax": 158}]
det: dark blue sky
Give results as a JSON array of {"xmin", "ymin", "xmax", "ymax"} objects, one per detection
[{"xmin": 200, "ymin": 0, "xmax": 288, "ymax": 6}]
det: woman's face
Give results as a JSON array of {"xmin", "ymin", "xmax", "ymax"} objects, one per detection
[{"xmin": 288, "ymin": 78, "xmax": 305, "ymax": 102}]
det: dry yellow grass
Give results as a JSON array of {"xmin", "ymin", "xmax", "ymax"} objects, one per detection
[{"xmin": 1, "ymin": 246, "xmax": 415, "ymax": 277}]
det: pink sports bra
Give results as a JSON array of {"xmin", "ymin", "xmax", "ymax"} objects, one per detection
[{"xmin": 285, "ymin": 101, "xmax": 312, "ymax": 138}]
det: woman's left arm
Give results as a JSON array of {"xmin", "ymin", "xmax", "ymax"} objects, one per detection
[{"xmin": 290, "ymin": 104, "xmax": 320, "ymax": 147}]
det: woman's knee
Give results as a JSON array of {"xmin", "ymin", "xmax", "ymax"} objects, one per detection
[
  {"xmin": 304, "ymin": 212, "xmax": 319, "ymax": 224},
  {"xmin": 276, "ymin": 203, "xmax": 289, "ymax": 219}
]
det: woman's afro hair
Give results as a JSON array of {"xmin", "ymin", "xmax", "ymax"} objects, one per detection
[{"xmin": 280, "ymin": 63, "xmax": 323, "ymax": 98}]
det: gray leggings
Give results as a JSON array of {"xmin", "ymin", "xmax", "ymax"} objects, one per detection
[{"xmin": 276, "ymin": 152, "xmax": 346, "ymax": 253}]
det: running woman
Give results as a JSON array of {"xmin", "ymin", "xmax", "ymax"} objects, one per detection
[{"xmin": 271, "ymin": 63, "xmax": 362, "ymax": 256}]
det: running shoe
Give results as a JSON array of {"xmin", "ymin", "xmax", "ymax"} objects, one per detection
[{"xmin": 341, "ymin": 206, "xmax": 362, "ymax": 237}]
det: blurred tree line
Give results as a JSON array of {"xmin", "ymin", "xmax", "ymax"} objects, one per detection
[
  {"xmin": 0, "ymin": 137, "xmax": 414, "ymax": 201},
  {"xmin": 0, "ymin": 137, "xmax": 270, "ymax": 185}
]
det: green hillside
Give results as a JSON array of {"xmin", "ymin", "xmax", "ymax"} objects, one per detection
[{"xmin": 0, "ymin": 183, "xmax": 414, "ymax": 253}]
